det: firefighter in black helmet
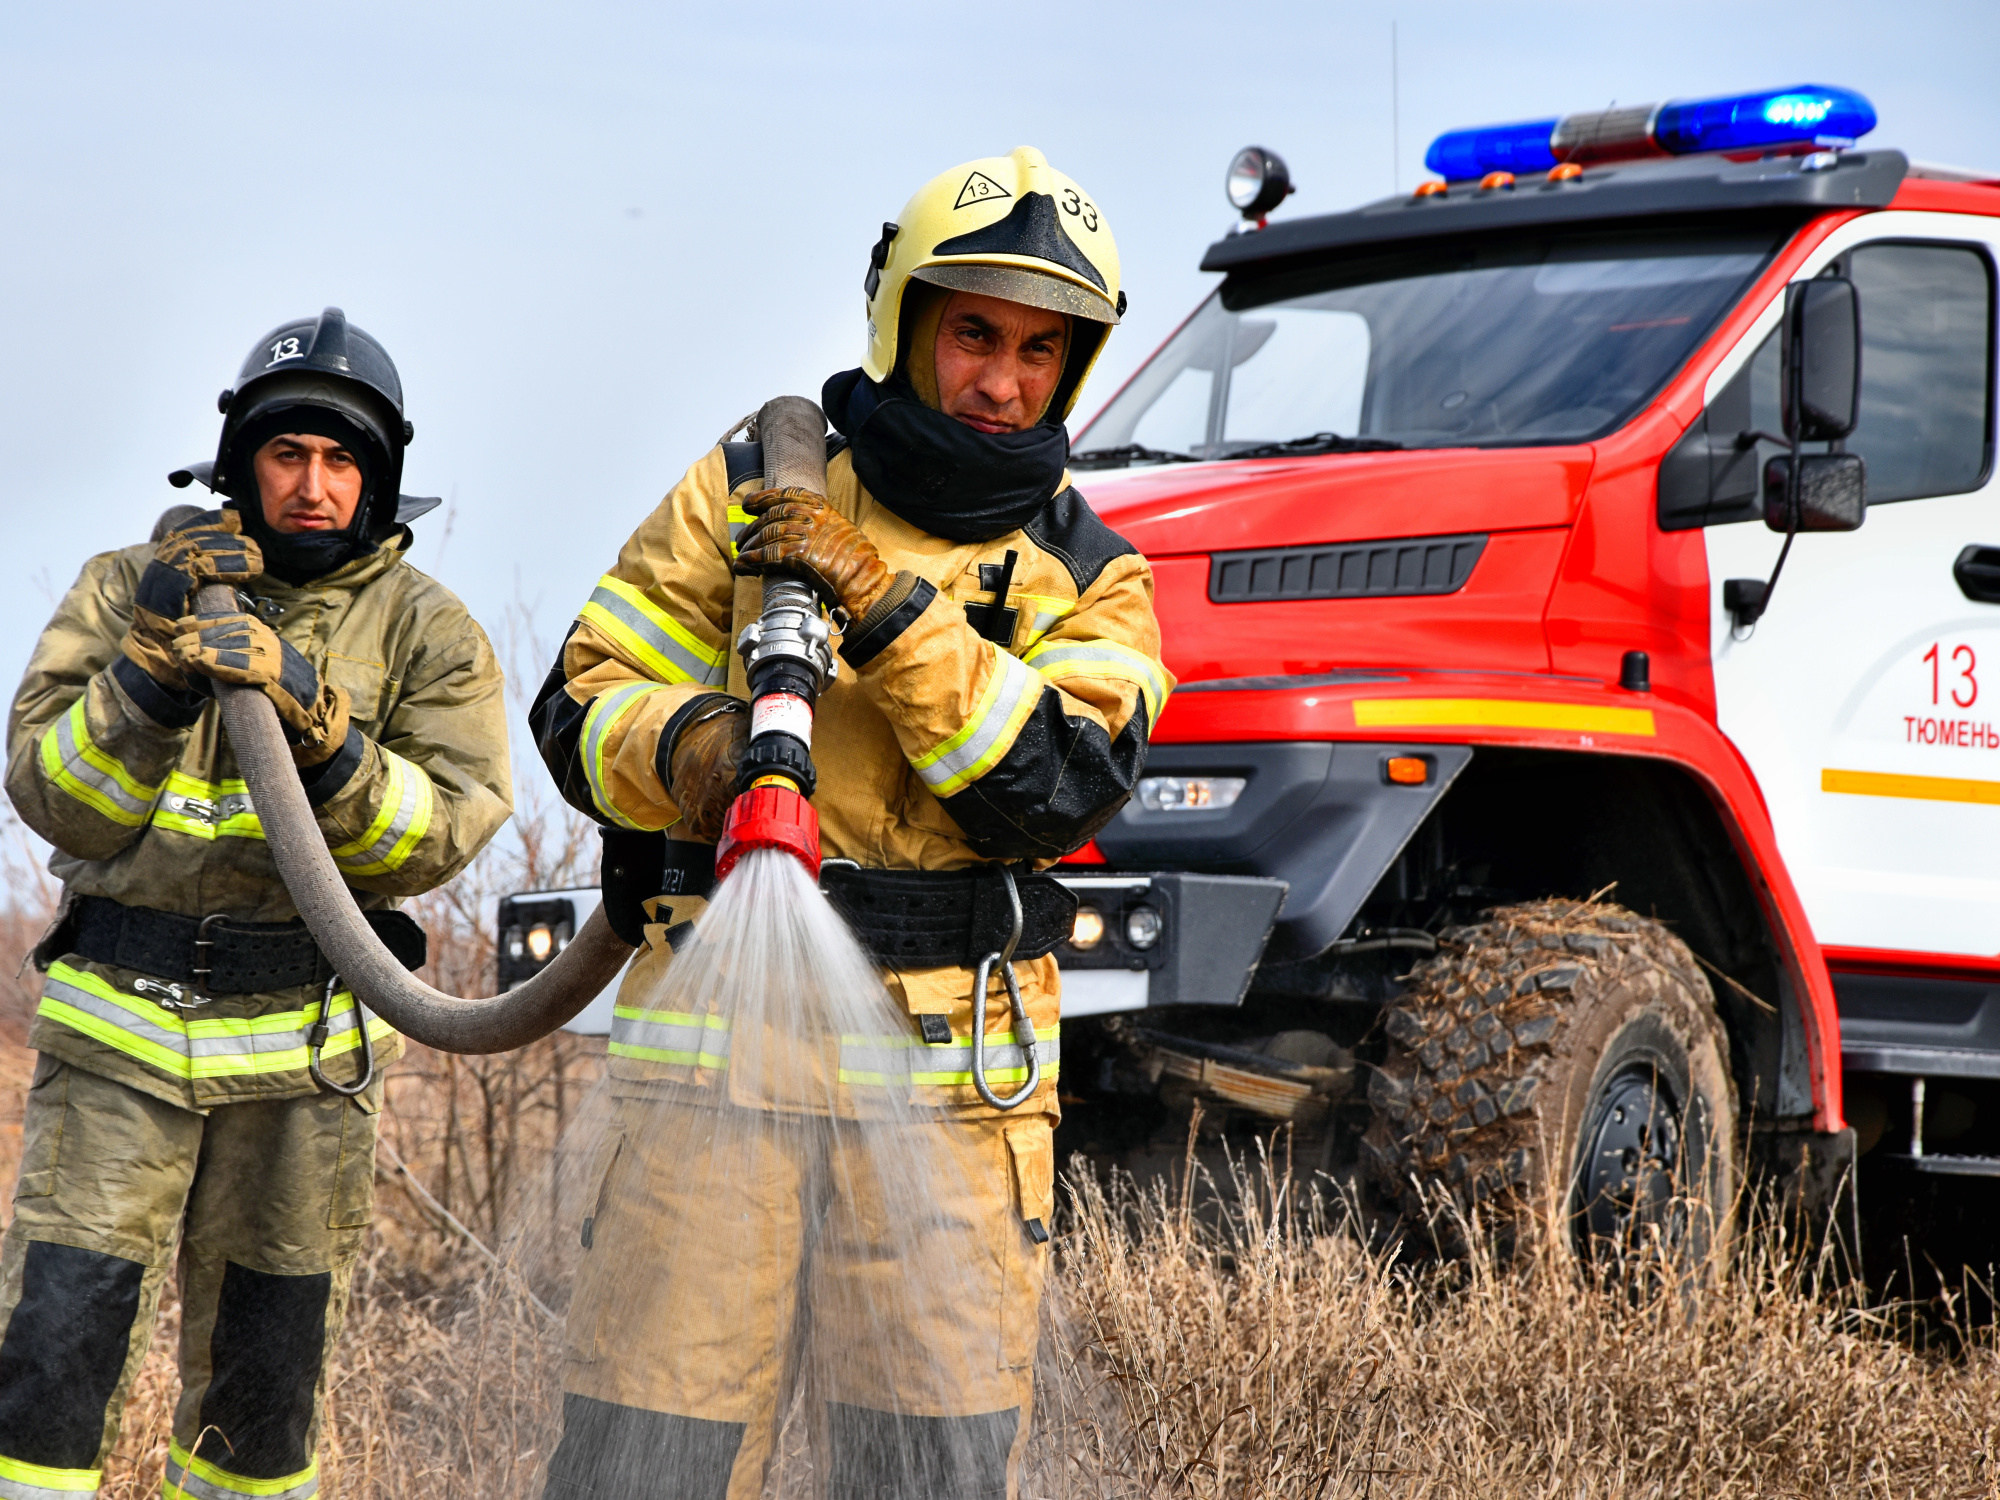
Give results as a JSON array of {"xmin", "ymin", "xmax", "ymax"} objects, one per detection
[{"xmin": 0, "ymin": 309, "xmax": 510, "ymax": 1500}]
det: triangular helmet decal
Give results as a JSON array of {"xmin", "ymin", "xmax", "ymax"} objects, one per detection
[{"xmin": 953, "ymin": 171, "xmax": 1012, "ymax": 210}]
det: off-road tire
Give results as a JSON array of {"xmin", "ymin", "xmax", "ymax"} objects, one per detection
[{"xmin": 1360, "ymin": 898, "xmax": 1736, "ymax": 1261}]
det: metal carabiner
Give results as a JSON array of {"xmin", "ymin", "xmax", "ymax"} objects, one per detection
[
  {"xmin": 308, "ymin": 975, "xmax": 376, "ymax": 1098},
  {"xmin": 969, "ymin": 866, "xmax": 1041, "ymax": 1111}
]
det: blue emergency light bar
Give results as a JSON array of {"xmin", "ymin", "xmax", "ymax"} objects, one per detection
[{"xmin": 1425, "ymin": 84, "xmax": 1877, "ymax": 182}]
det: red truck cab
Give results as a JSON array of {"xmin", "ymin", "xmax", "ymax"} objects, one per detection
[{"xmin": 1050, "ymin": 88, "xmax": 2000, "ymax": 1256}]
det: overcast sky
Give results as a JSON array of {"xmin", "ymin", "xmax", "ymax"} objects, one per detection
[{"xmin": 5, "ymin": 0, "xmax": 1998, "ymax": 806}]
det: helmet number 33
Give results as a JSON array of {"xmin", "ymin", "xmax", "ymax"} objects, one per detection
[{"xmin": 1060, "ymin": 188, "xmax": 1099, "ymax": 232}]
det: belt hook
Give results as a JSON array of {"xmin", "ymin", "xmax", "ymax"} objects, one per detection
[
  {"xmin": 308, "ymin": 975, "xmax": 376, "ymax": 1098},
  {"xmin": 970, "ymin": 865, "xmax": 1039, "ymax": 1111}
]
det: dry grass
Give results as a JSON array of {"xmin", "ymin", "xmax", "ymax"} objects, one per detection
[{"xmin": 1047, "ymin": 1144, "xmax": 2000, "ymax": 1500}]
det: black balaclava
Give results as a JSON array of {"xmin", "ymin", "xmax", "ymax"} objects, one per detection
[
  {"xmin": 821, "ymin": 368, "xmax": 1070, "ymax": 544},
  {"xmin": 226, "ymin": 406, "xmax": 385, "ymax": 586}
]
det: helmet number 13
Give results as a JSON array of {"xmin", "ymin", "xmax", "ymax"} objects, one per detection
[
  {"xmin": 1924, "ymin": 641, "xmax": 1978, "ymax": 709},
  {"xmin": 1060, "ymin": 188, "xmax": 1099, "ymax": 233}
]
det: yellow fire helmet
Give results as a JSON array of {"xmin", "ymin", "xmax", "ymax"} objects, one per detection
[{"xmin": 863, "ymin": 145, "xmax": 1124, "ymax": 421}]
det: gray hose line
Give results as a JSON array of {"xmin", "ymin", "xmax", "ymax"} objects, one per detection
[
  {"xmin": 196, "ymin": 582, "xmax": 634, "ymax": 1054},
  {"xmin": 195, "ymin": 396, "xmax": 829, "ymax": 1053}
]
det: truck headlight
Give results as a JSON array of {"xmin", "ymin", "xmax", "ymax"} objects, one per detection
[
  {"xmin": 1125, "ymin": 906, "xmax": 1163, "ymax": 950},
  {"xmin": 1071, "ymin": 906, "xmax": 1105, "ymax": 951},
  {"xmin": 1136, "ymin": 775, "xmax": 1246, "ymax": 812},
  {"xmin": 526, "ymin": 924, "xmax": 555, "ymax": 962}
]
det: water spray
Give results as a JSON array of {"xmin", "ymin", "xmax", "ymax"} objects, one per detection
[{"xmin": 715, "ymin": 396, "xmax": 840, "ymax": 882}]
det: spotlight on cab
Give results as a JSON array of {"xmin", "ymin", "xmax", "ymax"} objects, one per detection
[{"xmin": 1226, "ymin": 146, "xmax": 1294, "ymax": 222}]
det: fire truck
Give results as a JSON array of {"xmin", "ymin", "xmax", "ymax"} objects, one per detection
[{"xmin": 508, "ymin": 84, "xmax": 2000, "ymax": 1260}]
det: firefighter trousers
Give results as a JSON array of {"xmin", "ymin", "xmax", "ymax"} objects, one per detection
[
  {"xmin": 0, "ymin": 1056, "xmax": 380, "ymax": 1500},
  {"xmin": 544, "ymin": 1093, "xmax": 1055, "ymax": 1500}
]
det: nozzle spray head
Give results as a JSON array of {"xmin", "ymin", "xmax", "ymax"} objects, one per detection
[{"xmin": 715, "ymin": 778, "xmax": 822, "ymax": 879}]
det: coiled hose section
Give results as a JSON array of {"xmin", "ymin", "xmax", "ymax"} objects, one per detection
[
  {"xmin": 201, "ymin": 396, "xmax": 836, "ymax": 1055},
  {"xmin": 193, "ymin": 590, "xmax": 634, "ymax": 1055}
]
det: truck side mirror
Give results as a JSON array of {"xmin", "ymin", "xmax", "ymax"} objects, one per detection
[
  {"xmin": 1782, "ymin": 277, "xmax": 1860, "ymax": 442},
  {"xmin": 1764, "ymin": 452, "xmax": 1866, "ymax": 533}
]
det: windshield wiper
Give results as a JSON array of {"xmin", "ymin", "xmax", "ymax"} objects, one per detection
[
  {"xmin": 1226, "ymin": 432, "xmax": 1405, "ymax": 460},
  {"xmin": 1069, "ymin": 444, "xmax": 1201, "ymax": 470}
]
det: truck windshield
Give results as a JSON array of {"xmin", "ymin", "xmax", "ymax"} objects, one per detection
[{"xmin": 1074, "ymin": 225, "xmax": 1782, "ymax": 463}]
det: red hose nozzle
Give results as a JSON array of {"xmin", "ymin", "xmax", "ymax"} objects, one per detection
[{"xmin": 715, "ymin": 781, "xmax": 821, "ymax": 880}]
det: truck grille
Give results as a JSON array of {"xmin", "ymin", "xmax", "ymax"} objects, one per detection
[{"xmin": 1209, "ymin": 533, "xmax": 1487, "ymax": 603}]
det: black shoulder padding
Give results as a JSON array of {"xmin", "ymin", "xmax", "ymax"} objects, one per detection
[
  {"xmin": 722, "ymin": 442, "xmax": 763, "ymax": 494},
  {"xmin": 1023, "ymin": 485, "xmax": 1137, "ymax": 596},
  {"xmin": 528, "ymin": 623, "xmax": 606, "ymax": 827}
]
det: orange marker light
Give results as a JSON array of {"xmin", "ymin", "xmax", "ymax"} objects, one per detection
[
  {"xmin": 1547, "ymin": 162, "xmax": 1584, "ymax": 182},
  {"xmin": 1413, "ymin": 180, "xmax": 1448, "ymax": 198},
  {"xmin": 1478, "ymin": 171, "xmax": 1515, "ymax": 191},
  {"xmin": 1385, "ymin": 755, "xmax": 1431, "ymax": 786}
]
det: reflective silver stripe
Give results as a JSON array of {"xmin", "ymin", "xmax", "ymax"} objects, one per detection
[
  {"xmin": 1022, "ymin": 638, "xmax": 1170, "ymax": 722},
  {"xmin": 42, "ymin": 699, "xmax": 156, "ymax": 825},
  {"xmin": 909, "ymin": 648, "xmax": 1045, "ymax": 796},
  {"xmin": 329, "ymin": 748, "xmax": 433, "ymax": 876},
  {"xmin": 0, "ymin": 1464, "xmax": 99, "ymax": 1499},
  {"xmin": 839, "ymin": 1028, "xmax": 1059, "ymax": 1086},
  {"xmin": 38, "ymin": 964, "xmax": 379, "ymax": 1082},
  {"xmin": 581, "ymin": 682, "xmax": 669, "ymax": 831},
  {"xmin": 164, "ymin": 1450, "xmax": 316, "ymax": 1500},
  {"xmin": 580, "ymin": 580, "xmax": 729, "ymax": 686},
  {"xmin": 608, "ymin": 1009, "xmax": 733, "ymax": 1066},
  {"xmin": 42, "ymin": 972, "xmax": 187, "ymax": 1056}
]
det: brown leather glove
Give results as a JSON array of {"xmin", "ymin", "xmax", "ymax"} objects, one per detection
[
  {"xmin": 122, "ymin": 510, "xmax": 264, "ymax": 692},
  {"xmin": 172, "ymin": 609, "xmax": 353, "ymax": 767},
  {"xmin": 666, "ymin": 699, "xmax": 748, "ymax": 842},
  {"xmin": 733, "ymin": 487, "xmax": 895, "ymax": 618}
]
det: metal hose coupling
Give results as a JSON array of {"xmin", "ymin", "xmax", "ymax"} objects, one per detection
[{"xmin": 715, "ymin": 397, "xmax": 839, "ymax": 881}]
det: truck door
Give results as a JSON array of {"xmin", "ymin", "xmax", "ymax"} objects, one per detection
[{"xmin": 1704, "ymin": 219, "xmax": 1998, "ymax": 961}]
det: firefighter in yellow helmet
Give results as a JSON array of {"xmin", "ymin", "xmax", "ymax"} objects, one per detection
[
  {"xmin": 531, "ymin": 147, "xmax": 1170, "ymax": 1498},
  {"xmin": 0, "ymin": 310, "xmax": 510, "ymax": 1500}
]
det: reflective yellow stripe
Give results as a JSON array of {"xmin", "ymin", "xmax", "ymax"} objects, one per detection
[
  {"xmin": 1351, "ymin": 698, "xmax": 1656, "ymax": 737},
  {"xmin": 40, "ymin": 698, "xmax": 159, "ymax": 826},
  {"xmin": 1821, "ymin": 767, "xmax": 2000, "ymax": 805},
  {"xmin": 607, "ymin": 1006, "xmax": 732, "ymax": 1067},
  {"xmin": 329, "ymin": 748, "xmax": 433, "ymax": 876},
  {"xmin": 581, "ymin": 683, "xmax": 674, "ymax": 831},
  {"xmin": 909, "ymin": 646, "xmax": 1045, "ymax": 797},
  {"xmin": 165, "ymin": 1442, "xmax": 316, "ymax": 1500},
  {"xmin": 0, "ymin": 1452, "xmax": 100, "ymax": 1497},
  {"xmin": 1023, "ymin": 636, "xmax": 1170, "ymax": 723},
  {"xmin": 1017, "ymin": 594, "xmax": 1075, "ymax": 646},
  {"xmin": 578, "ymin": 576, "xmax": 729, "ymax": 686},
  {"xmin": 838, "ymin": 1023, "xmax": 1060, "ymax": 1088},
  {"xmin": 727, "ymin": 503, "xmax": 754, "ymax": 559},
  {"xmin": 38, "ymin": 963, "xmax": 384, "ymax": 1081},
  {"xmin": 152, "ymin": 770, "xmax": 264, "ymax": 841}
]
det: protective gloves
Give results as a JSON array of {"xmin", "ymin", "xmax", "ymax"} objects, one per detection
[
  {"xmin": 121, "ymin": 510, "xmax": 263, "ymax": 692},
  {"xmin": 662, "ymin": 697, "xmax": 748, "ymax": 842},
  {"xmin": 733, "ymin": 487, "xmax": 895, "ymax": 619},
  {"xmin": 172, "ymin": 609, "xmax": 353, "ymax": 768}
]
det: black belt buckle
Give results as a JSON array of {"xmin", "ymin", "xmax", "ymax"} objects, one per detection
[{"xmin": 191, "ymin": 913, "xmax": 225, "ymax": 1001}]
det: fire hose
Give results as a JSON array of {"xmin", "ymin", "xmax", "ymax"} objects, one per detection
[
  {"xmin": 189, "ymin": 394, "xmax": 840, "ymax": 1055},
  {"xmin": 202, "ymin": 396, "xmax": 1039, "ymax": 1099}
]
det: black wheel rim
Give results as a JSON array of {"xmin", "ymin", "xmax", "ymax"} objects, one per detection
[{"xmin": 1575, "ymin": 1064, "xmax": 1683, "ymax": 1256}]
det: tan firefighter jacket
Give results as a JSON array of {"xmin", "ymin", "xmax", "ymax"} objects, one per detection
[
  {"xmin": 534, "ymin": 441, "xmax": 1172, "ymax": 1120},
  {"xmin": 6, "ymin": 530, "xmax": 512, "ymax": 1110}
]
